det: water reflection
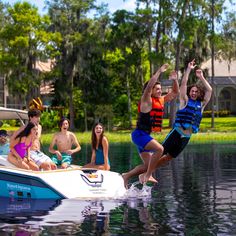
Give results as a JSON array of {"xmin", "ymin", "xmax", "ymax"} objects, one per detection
[{"xmin": 0, "ymin": 143, "xmax": 235, "ymax": 235}]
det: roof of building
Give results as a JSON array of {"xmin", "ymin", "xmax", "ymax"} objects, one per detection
[{"xmin": 201, "ymin": 58, "xmax": 236, "ymax": 77}]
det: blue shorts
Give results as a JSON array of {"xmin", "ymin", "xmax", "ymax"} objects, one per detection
[
  {"xmin": 51, "ymin": 153, "xmax": 72, "ymax": 165},
  {"xmin": 131, "ymin": 129, "xmax": 153, "ymax": 153}
]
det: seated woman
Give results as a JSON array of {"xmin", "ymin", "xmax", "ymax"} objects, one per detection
[
  {"xmin": 83, "ymin": 122, "xmax": 110, "ymax": 171},
  {"xmin": 7, "ymin": 122, "xmax": 39, "ymax": 171}
]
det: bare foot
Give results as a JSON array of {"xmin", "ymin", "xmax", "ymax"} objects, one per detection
[
  {"xmin": 139, "ymin": 173, "xmax": 158, "ymax": 184},
  {"xmin": 148, "ymin": 175, "xmax": 158, "ymax": 183},
  {"xmin": 122, "ymin": 173, "xmax": 129, "ymax": 189},
  {"xmin": 139, "ymin": 173, "xmax": 147, "ymax": 184}
]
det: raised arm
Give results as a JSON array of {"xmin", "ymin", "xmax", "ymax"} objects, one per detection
[
  {"xmin": 164, "ymin": 71, "xmax": 179, "ymax": 103},
  {"xmin": 179, "ymin": 59, "xmax": 196, "ymax": 105},
  {"xmin": 195, "ymin": 69, "xmax": 212, "ymax": 109},
  {"xmin": 141, "ymin": 63, "xmax": 169, "ymax": 112}
]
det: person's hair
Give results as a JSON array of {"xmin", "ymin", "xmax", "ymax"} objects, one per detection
[
  {"xmin": 91, "ymin": 122, "xmax": 104, "ymax": 150},
  {"xmin": 28, "ymin": 109, "xmax": 41, "ymax": 119},
  {"xmin": 142, "ymin": 81, "xmax": 161, "ymax": 94},
  {"xmin": 187, "ymin": 84, "xmax": 205, "ymax": 101},
  {"xmin": 58, "ymin": 117, "xmax": 70, "ymax": 130},
  {"xmin": 15, "ymin": 122, "xmax": 36, "ymax": 142}
]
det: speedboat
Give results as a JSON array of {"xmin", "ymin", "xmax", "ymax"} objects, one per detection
[{"xmin": 0, "ymin": 107, "xmax": 127, "ymax": 200}]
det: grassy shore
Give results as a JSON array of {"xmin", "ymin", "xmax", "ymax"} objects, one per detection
[{"xmin": 40, "ymin": 117, "xmax": 236, "ymax": 145}]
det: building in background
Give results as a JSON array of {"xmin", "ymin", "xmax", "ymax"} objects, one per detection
[{"xmin": 0, "ymin": 59, "xmax": 55, "ymax": 109}]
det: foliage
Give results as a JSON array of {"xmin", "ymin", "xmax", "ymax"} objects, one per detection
[
  {"xmin": 203, "ymin": 110, "xmax": 231, "ymax": 117},
  {"xmin": 40, "ymin": 110, "xmax": 61, "ymax": 131},
  {"xmin": 0, "ymin": 0, "xmax": 235, "ymax": 130}
]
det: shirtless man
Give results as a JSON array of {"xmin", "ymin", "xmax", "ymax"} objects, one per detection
[
  {"xmin": 11, "ymin": 109, "xmax": 57, "ymax": 170},
  {"xmin": 49, "ymin": 118, "xmax": 81, "ymax": 168}
]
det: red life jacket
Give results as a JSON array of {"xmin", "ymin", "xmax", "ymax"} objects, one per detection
[
  {"xmin": 137, "ymin": 96, "xmax": 164, "ymax": 133},
  {"xmin": 150, "ymin": 97, "xmax": 164, "ymax": 132}
]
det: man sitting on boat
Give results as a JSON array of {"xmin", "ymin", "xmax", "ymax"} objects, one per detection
[
  {"xmin": 0, "ymin": 129, "xmax": 10, "ymax": 155},
  {"xmin": 49, "ymin": 117, "xmax": 81, "ymax": 169}
]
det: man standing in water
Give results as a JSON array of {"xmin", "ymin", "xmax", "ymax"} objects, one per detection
[
  {"xmin": 122, "ymin": 64, "xmax": 179, "ymax": 188},
  {"xmin": 139, "ymin": 59, "xmax": 212, "ymax": 184}
]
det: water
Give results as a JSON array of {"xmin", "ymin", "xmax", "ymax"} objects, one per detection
[{"xmin": 0, "ymin": 143, "xmax": 236, "ymax": 235}]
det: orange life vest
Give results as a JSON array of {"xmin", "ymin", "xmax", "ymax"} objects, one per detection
[
  {"xmin": 150, "ymin": 96, "xmax": 164, "ymax": 132},
  {"xmin": 137, "ymin": 96, "xmax": 164, "ymax": 133}
]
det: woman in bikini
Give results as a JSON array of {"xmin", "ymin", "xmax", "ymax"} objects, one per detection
[
  {"xmin": 83, "ymin": 122, "xmax": 110, "ymax": 171},
  {"xmin": 7, "ymin": 122, "xmax": 39, "ymax": 170}
]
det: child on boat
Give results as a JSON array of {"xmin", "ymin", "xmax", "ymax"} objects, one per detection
[
  {"xmin": 83, "ymin": 122, "xmax": 110, "ymax": 171},
  {"xmin": 0, "ymin": 129, "xmax": 10, "ymax": 155},
  {"xmin": 49, "ymin": 118, "xmax": 81, "ymax": 169},
  {"xmin": 7, "ymin": 122, "xmax": 39, "ymax": 171}
]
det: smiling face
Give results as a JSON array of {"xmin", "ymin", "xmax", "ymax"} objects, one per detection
[
  {"xmin": 95, "ymin": 124, "xmax": 103, "ymax": 136},
  {"xmin": 152, "ymin": 83, "xmax": 162, "ymax": 98}
]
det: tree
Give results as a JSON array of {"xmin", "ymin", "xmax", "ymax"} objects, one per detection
[{"xmin": 0, "ymin": 2, "xmax": 55, "ymax": 106}]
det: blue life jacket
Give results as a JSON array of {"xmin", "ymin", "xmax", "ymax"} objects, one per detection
[{"xmin": 174, "ymin": 98, "xmax": 202, "ymax": 133}]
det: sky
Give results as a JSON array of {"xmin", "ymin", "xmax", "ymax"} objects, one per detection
[{"xmin": 2, "ymin": 0, "xmax": 136, "ymax": 14}]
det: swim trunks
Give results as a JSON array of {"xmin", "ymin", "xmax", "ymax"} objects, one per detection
[
  {"xmin": 30, "ymin": 150, "xmax": 52, "ymax": 167},
  {"xmin": 131, "ymin": 129, "xmax": 154, "ymax": 153},
  {"xmin": 162, "ymin": 127, "xmax": 191, "ymax": 158},
  {"xmin": 51, "ymin": 152, "xmax": 72, "ymax": 165}
]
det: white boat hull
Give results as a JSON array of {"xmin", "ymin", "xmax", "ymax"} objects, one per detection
[{"xmin": 0, "ymin": 156, "xmax": 127, "ymax": 200}]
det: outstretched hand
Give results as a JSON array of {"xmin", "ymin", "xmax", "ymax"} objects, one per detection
[
  {"xmin": 188, "ymin": 59, "xmax": 196, "ymax": 70},
  {"xmin": 196, "ymin": 69, "xmax": 203, "ymax": 78},
  {"xmin": 160, "ymin": 63, "xmax": 169, "ymax": 72},
  {"xmin": 169, "ymin": 71, "xmax": 178, "ymax": 80}
]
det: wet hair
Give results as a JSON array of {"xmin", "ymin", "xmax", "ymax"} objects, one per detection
[
  {"xmin": 187, "ymin": 84, "xmax": 205, "ymax": 101},
  {"xmin": 91, "ymin": 122, "xmax": 104, "ymax": 150},
  {"xmin": 15, "ymin": 122, "xmax": 36, "ymax": 142},
  {"xmin": 58, "ymin": 117, "xmax": 70, "ymax": 130},
  {"xmin": 142, "ymin": 81, "xmax": 161, "ymax": 94},
  {"xmin": 28, "ymin": 109, "xmax": 41, "ymax": 119}
]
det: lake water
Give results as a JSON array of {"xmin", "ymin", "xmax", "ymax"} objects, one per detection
[{"xmin": 0, "ymin": 143, "xmax": 236, "ymax": 235}]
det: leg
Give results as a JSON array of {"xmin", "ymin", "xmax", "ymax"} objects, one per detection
[
  {"xmin": 26, "ymin": 159, "xmax": 40, "ymax": 171},
  {"xmin": 139, "ymin": 139, "xmax": 164, "ymax": 184},
  {"xmin": 61, "ymin": 162, "xmax": 70, "ymax": 169},
  {"xmin": 7, "ymin": 153, "xmax": 31, "ymax": 170},
  {"xmin": 122, "ymin": 152, "xmax": 152, "ymax": 188},
  {"xmin": 50, "ymin": 162, "xmax": 57, "ymax": 170},
  {"xmin": 40, "ymin": 162, "xmax": 52, "ymax": 170}
]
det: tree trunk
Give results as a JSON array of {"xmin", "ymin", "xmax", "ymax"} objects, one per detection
[
  {"xmin": 211, "ymin": 0, "xmax": 215, "ymax": 128},
  {"xmin": 169, "ymin": 0, "xmax": 188, "ymax": 127},
  {"xmin": 126, "ymin": 74, "xmax": 132, "ymax": 129},
  {"xmin": 84, "ymin": 105, "xmax": 88, "ymax": 132}
]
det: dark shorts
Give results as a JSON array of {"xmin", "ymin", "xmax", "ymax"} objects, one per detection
[
  {"xmin": 131, "ymin": 129, "xmax": 153, "ymax": 153},
  {"xmin": 162, "ymin": 128, "xmax": 191, "ymax": 158}
]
